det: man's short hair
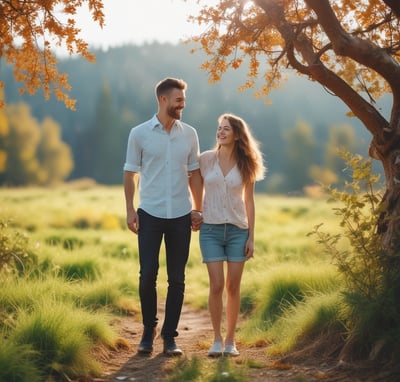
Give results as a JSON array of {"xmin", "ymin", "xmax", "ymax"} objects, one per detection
[{"xmin": 155, "ymin": 78, "xmax": 187, "ymax": 98}]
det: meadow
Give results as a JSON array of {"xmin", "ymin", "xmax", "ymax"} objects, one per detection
[{"xmin": 0, "ymin": 185, "xmax": 346, "ymax": 381}]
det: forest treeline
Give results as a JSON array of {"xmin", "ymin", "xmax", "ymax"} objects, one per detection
[{"xmin": 0, "ymin": 42, "xmax": 387, "ymax": 192}]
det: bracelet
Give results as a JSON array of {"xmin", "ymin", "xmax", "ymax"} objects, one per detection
[{"xmin": 192, "ymin": 210, "xmax": 202, "ymax": 213}]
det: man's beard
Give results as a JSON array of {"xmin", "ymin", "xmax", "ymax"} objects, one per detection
[{"xmin": 168, "ymin": 107, "xmax": 183, "ymax": 120}]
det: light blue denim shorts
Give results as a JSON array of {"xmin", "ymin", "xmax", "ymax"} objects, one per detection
[{"xmin": 199, "ymin": 223, "xmax": 249, "ymax": 263}]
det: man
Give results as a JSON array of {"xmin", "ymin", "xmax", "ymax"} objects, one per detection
[{"xmin": 123, "ymin": 78, "xmax": 203, "ymax": 356}]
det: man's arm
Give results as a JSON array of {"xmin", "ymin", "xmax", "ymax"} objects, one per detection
[
  {"xmin": 124, "ymin": 170, "xmax": 139, "ymax": 234},
  {"xmin": 189, "ymin": 169, "xmax": 203, "ymax": 210},
  {"xmin": 189, "ymin": 168, "xmax": 203, "ymax": 231}
]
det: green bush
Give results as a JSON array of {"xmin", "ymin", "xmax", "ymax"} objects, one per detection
[{"xmin": 309, "ymin": 151, "xmax": 400, "ymax": 360}]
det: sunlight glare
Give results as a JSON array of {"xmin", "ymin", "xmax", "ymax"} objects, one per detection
[{"xmin": 74, "ymin": 0, "xmax": 220, "ymax": 50}]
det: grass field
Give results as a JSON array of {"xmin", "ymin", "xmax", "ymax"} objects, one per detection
[{"xmin": 0, "ymin": 185, "xmax": 346, "ymax": 381}]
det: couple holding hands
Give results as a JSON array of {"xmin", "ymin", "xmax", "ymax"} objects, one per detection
[{"xmin": 123, "ymin": 77, "xmax": 265, "ymax": 358}]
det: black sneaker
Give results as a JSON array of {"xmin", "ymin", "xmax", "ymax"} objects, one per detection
[
  {"xmin": 138, "ymin": 327, "xmax": 156, "ymax": 354},
  {"xmin": 163, "ymin": 337, "xmax": 183, "ymax": 356}
]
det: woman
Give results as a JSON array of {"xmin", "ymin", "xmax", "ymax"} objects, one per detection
[{"xmin": 199, "ymin": 113, "xmax": 266, "ymax": 357}]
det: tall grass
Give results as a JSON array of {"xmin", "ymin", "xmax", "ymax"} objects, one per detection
[
  {"xmin": 0, "ymin": 340, "xmax": 41, "ymax": 382},
  {"xmin": 266, "ymin": 291, "xmax": 346, "ymax": 355},
  {"xmin": 10, "ymin": 302, "xmax": 108, "ymax": 379},
  {"xmin": 239, "ymin": 263, "xmax": 341, "ymax": 343},
  {"xmin": 0, "ymin": 186, "xmax": 346, "ymax": 379},
  {"xmin": 255, "ymin": 264, "xmax": 339, "ymax": 323}
]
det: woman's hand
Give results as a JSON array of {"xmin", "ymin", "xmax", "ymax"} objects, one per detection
[
  {"xmin": 191, "ymin": 210, "xmax": 203, "ymax": 231},
  {"xmin": 245, "ymin": 239, "xmax": 254, "ymax": 259}
]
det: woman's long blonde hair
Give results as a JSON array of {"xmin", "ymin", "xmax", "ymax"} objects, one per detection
[{"xmin": 215, "ymin": 113, "xmax": 266, "ymax": 185}]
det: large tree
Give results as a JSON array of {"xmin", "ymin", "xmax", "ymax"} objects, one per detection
[
  {"xmin": 191, "ymin": 0, "xmax": 400, "ymax": 357},
  {"xmin": 0, "ymin": 0, "xmax": 104, "ymax": 109}
]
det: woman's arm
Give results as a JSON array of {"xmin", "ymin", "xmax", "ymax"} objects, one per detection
[{"xmin": 244, "ymin": 181, "xmax": 256, "ymax": 259}]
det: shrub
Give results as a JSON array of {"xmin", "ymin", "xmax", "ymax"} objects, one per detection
[{"xmin": 309, "ymin": 151, "xmax": 400, "ymax": 360}]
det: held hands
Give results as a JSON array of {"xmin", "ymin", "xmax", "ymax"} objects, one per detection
[
  {"xmin": 127, "ymin": 210, "xmax": 201, "ymax": 233},
  {"xmin": 191, "ymin": 210, "xmax": 203, "ymax": 231}
]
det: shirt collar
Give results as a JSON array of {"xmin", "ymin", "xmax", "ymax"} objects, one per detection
[
  {"xmin": 151, "ymin": 114, "xmax": 161, "ymax": 130},
  {"xmin": 151, "ymin": 114, "xmax": 183, "ymax": 131}
]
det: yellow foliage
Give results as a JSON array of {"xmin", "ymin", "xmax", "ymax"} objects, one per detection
[
  {"xmin": 100, "ymin": 214, "xmax": 121, "ymax": 230},
  {"xmin": 0, "ymin": 0, "xmax": 104, "ymax": 109}
]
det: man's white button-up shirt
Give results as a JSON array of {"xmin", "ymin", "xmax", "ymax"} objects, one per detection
[{"xmin": 123, "ymin": 115, "xmax": 200, "ymax": 219}]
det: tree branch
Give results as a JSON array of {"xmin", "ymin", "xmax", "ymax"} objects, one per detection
[
  {"xmin": 254, "ymin": 0, "xmax": 389, "ymax": 147},
  {"xmin": 304, "ymin": 0, "xmax": 400, "ymax": 108}
]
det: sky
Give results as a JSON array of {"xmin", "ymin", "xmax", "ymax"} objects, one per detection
[{"xmin": 75, "ymin": 0, "xmax": 214, "ymax": 49}]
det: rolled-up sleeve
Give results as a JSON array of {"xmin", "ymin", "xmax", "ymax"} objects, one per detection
[{"xmin": 123, "ymin": 128, "xmax": 142, "ymax": 173}]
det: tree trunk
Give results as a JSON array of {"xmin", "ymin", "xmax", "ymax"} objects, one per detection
[{"xmin": 377, "ymin": 149, "xmax": 400, "ymax": 313}]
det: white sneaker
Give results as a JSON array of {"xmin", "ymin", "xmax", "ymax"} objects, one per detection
[
  {"xmin": 223, "ymin": 344, "xmax": 240, "ymax": 356},
  {"xmin": 208, "ymin": 342, "xmax": 223, "ymax": 357}
]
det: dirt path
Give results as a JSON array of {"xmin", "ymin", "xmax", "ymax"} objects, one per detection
[{"xmin": 93, "ymin": 304, "xmax": 382, "ymax": 382}]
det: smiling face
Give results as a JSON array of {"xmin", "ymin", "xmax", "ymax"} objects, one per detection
[
  {"xmin": 217, "ymin": 117, "xmax": 236, "ymax": 147},
  {"xmin": 164, "ymin": 87, "xmax": 186, "ymax": 120}
]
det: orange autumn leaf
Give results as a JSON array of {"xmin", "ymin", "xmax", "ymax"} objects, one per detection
[{"xmin": 0, "ymin": 0, "xmax": 105, "ymax": 109}]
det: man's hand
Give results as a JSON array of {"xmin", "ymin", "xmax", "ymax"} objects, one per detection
[
  {"xmin": 191, "ymin": 210, "xmax": 203, "ymax": 231},
  {"xmin": 127, "ymin": 209, "xmax": 139, "ymax": 234}
]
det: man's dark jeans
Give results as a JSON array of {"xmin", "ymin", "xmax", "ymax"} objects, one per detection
[{"xmin": 137, "ymin": 208, "xmax": 191, "ymax": 339}]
